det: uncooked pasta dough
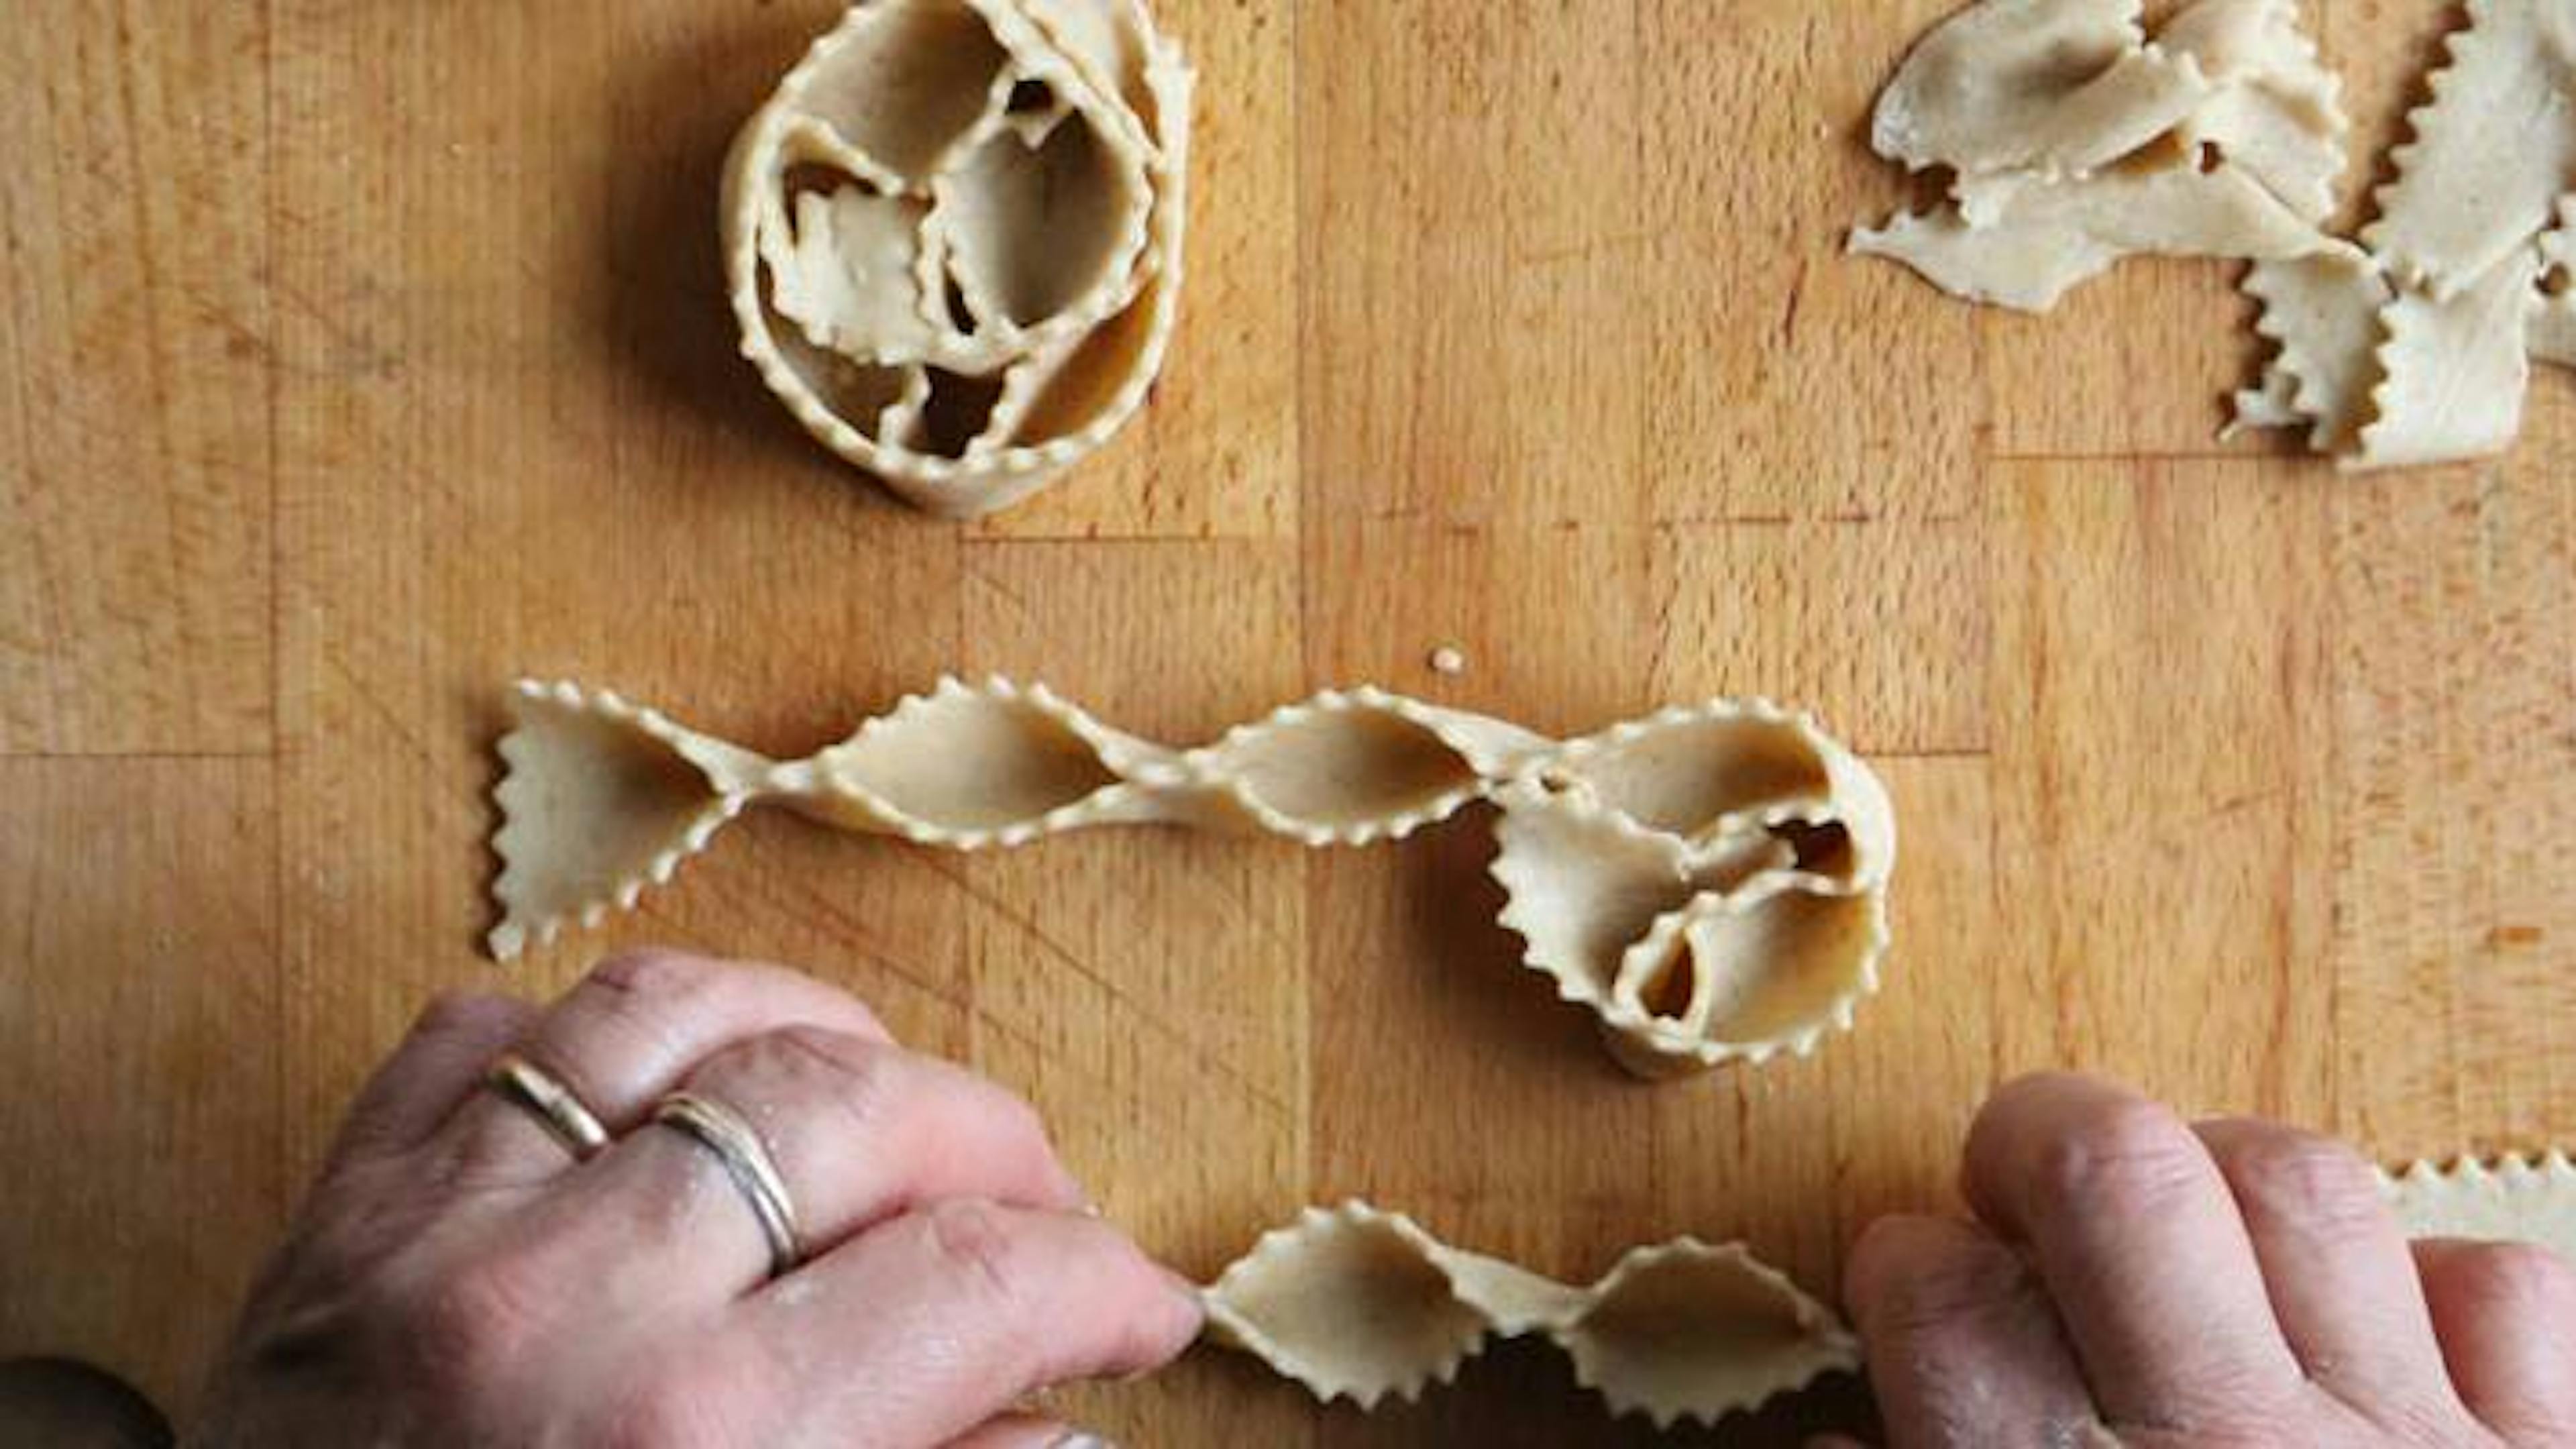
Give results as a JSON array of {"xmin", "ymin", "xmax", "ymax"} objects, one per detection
[
  {"xmin": 1852, "ymin": 0, "xmax": 2354, "ymax": 312},
  {"xmin": 724, "ymin": 0, "xmax": 1190, "ymax": 516},
  {"xmin": 1854, "ymin": 0, "xmax": 2576, "ymax": 473},
  {"xmin": 2384, "ymin": 1152, "xmax": 2576, "ymax": 1263},
  {"xmin": 488, "ymin": 678, "xmax": 1895, "ymax": 1078},
  {"xmin": 1201, "ymin": 1201, "xmax": 1858, "ymax": 1428}
]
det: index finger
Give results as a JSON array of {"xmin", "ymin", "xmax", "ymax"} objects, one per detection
[
  {"xmin": 711, "ymin": 1201, "xmax": 1201, "ymax": 1446},
  {"xmin": 1962, "ymin": 1073, "xmax": 2302, "ymax": 1425}
]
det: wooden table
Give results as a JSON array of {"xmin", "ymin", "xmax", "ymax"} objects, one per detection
[{"xmin": 5, "ymin": 1, "xmax": 2571, "ymax": 1442}]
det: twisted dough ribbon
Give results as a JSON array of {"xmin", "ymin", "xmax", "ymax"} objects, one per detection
[
  {"xmin": 489, "ymin": 678, "xmax": 1896, "ymax": 1077},
  {"xmin": 1201, "ymin": 1201, "xmax": 1860, "ymax": 1429}
]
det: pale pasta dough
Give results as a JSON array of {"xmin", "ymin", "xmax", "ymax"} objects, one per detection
[
  {"xmin": 1853, "ymin": 0, "xmax": 2350, "ymax": 315},
  {"xmin": 1853, "ymin": 158, "xmax": 2346, "ymax": 312},
  {"xmin": 1857, "ymin": 0, "xmax": 2576, "ymax": 474},
  {"xmin": 2361, "ymin": 0, "xmax": 2576, "ymax": 297},
  {"xmin": 489, "ymin": 679, "xmax": 1896, "ymax": 1078},
  {"xmin": 1201, "ymin": 1201, "xmax": 1859, "ymax": 1429},
  {"xmin": 2354, "ymin": 246, "xmax": 2540, "ymax": 470},
  {"xmin": 2383, "ymin": 1152, "xmax": 2576, "ymax": 1264},
  {"xmin": 724, "ymin": 0, "xmax": 1190, "ymax": 517},
  {"xmin": 2230, "ymin": 252, "xmax": 2391, "ymax": 453},
  {"xmin": 2236, "ymin": 0, "xmax": 2574, "ymax": 471}
]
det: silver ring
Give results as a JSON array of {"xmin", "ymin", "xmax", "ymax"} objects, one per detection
[
  {"xmin": 653, "ymin": 1091, "xmax": 804, "ymax": 1279},
  {"xmin": 483, "ymin": 1053, "xmax": 611, "ymax": 1160}
]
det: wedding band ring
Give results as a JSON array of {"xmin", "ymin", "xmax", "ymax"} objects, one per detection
[
  {"xmin": 653, "ymin": 1091, "xmax": 804, "ymax": 1279},
  {"xmin": 482, "ymin": 1053, "xmax": 611, "ymax": 1160}
]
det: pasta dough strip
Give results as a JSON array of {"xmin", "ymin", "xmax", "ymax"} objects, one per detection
[
  {"xmin": 2230, "ymin": 252, "xmax": 2392, "ymax": 451},
  {"xmin": 2353, "ymin": 244, "xmax": 2540, "ymax": 472},
  {"xmin": 1201, "ymin": 1201, "xmax": 1860, "ymax": 1429},
  {"xmin": 489, "ymin": 678, "xmax": 1896, "ymax": 1078},
  {"xmin": 2383, "ymin": 1152, "xmax": 2576, "ymax": 1264},
  {"xmin": 2361, "ymin": 0, "xmax": 2576, "ymax": 299}
]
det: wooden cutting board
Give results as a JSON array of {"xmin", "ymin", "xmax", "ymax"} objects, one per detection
[{"xmin": 4, "ymin": 1, "xmax": 2571, "ymax": 1443}]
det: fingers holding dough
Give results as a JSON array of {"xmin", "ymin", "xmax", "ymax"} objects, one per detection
[
  {"xmin": 2194, "ymin": 1118, "xmax": 2463, "ymax": 1425},
  {"xmin": 1962, "ymin": 1074, "xmax": 2303, "ymax": 1424},
  {"xmin": 1843, "ymin": 1214, "xmax": 2108, "ymax": 1449}
]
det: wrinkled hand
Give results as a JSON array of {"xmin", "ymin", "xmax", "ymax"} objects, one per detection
[
  {"xmin": 193, "ymin": 951, "xmax": 1199, "ymax": 1448},
  {"xmin": 1839, "ymin": 1073, "xmax": 2576, "ymax": 1448}
]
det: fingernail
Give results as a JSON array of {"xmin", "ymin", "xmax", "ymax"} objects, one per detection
[{"xmin": 1050, "ymin": 1435, "xmax": 1114, "ymax": 1449}]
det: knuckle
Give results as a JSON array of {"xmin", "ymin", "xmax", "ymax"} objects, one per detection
[
  {"xmin": 924, "ymin": 1198, "xmax": 1035, "ymax": 1308},
  {"xmin": 2214, "ymin": 1129, "xmax": 2385, "ymax": 1236},
  {"xmin": 584, "ymin": 948, "xmax": 723, "ymax": 1004},
  {"xmin": 743, "ymin": 1024, "xmax": 904, "ymax": 1121},
  {"xmin": 2027, "ymin": 1094, "xmax": 2204, "ymax": 1206},
  {"xmin": 398, "ymin": 1253, "xmax": 549, "ymax": 1386},
  {"xmin": 596, "ymin": 1367, "xmax": 749, "ymax": 1449},
  {"xmin": 411, "ymin": 990, "xmax": 518, "ymax": 1040}
]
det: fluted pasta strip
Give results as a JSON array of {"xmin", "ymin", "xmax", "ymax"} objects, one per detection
[
  {"xmin": 2353, "ymin": 245, "xmax": 2540, "ymax": 470},
  {"xmin": 2383, "ymin": 1152, "xmax": 2576, "ymax": 1263},
  {"xmin": 2229, "ymin": 252, "xmax": 2392, "ymax": 453},
  {"xmin": 723, "ymin": 0, "xmax": 1191, "ymax": 517},
  {"xmin": 2237, "ymin": 1, "xmax": 2573, "ymax": 471},
  {"xmin": 1201, "ymin": 1201, "xmax": 1860, "ymax": 1430},
  {"xmin": 488, "ymin": 679, "xmax": 1896, "ymax": 1077},
  {"xmin": 2361, "ymin": 0, "xmax": 2576, "ymax": 297}
]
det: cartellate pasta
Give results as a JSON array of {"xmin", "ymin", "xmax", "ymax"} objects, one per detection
[
  {"xmin": 488, "ymin": 679, "xmax": 1895, "ymax": 1079},
  {"xmin": 724, "ymin": 0, "xmax": 1191, "ymax": 517}
]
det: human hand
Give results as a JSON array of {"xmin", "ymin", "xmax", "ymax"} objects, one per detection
[
  {"xmin": 192, "ymin": 950, "xmax": 1199, "ymax": 1448},
  {"xmin": 1838, "ymin": 1073, "xmax": 2576, "ymax": 1448}
]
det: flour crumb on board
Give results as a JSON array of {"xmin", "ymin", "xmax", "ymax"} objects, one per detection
[{"xmin": 1428, "ymin": 645, "xmax": 1468, "ymax": 677}]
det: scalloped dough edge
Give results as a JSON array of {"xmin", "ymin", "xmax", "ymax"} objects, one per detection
[
  {"xmin": 2359, "ymin": 0, "xmax": 2576, "ymax": 300},
  {"xmin": 2382, "ymin": 1150, "xmax": 2576, "ymax": 1264}
]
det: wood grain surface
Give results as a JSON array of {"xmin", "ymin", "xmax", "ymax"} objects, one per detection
[{"xmin": 4, "ymin": 1, "xmax": 2572, "ymax": 1443}]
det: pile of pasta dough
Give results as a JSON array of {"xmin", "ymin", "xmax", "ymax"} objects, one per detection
[
  {"xmin": 724, "ymin": 0, "xmax": 1191, "ymax": 516},
  {"xmin": 1854, "ymin": 0, "xmax": 2576, "ymax": 472}
]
